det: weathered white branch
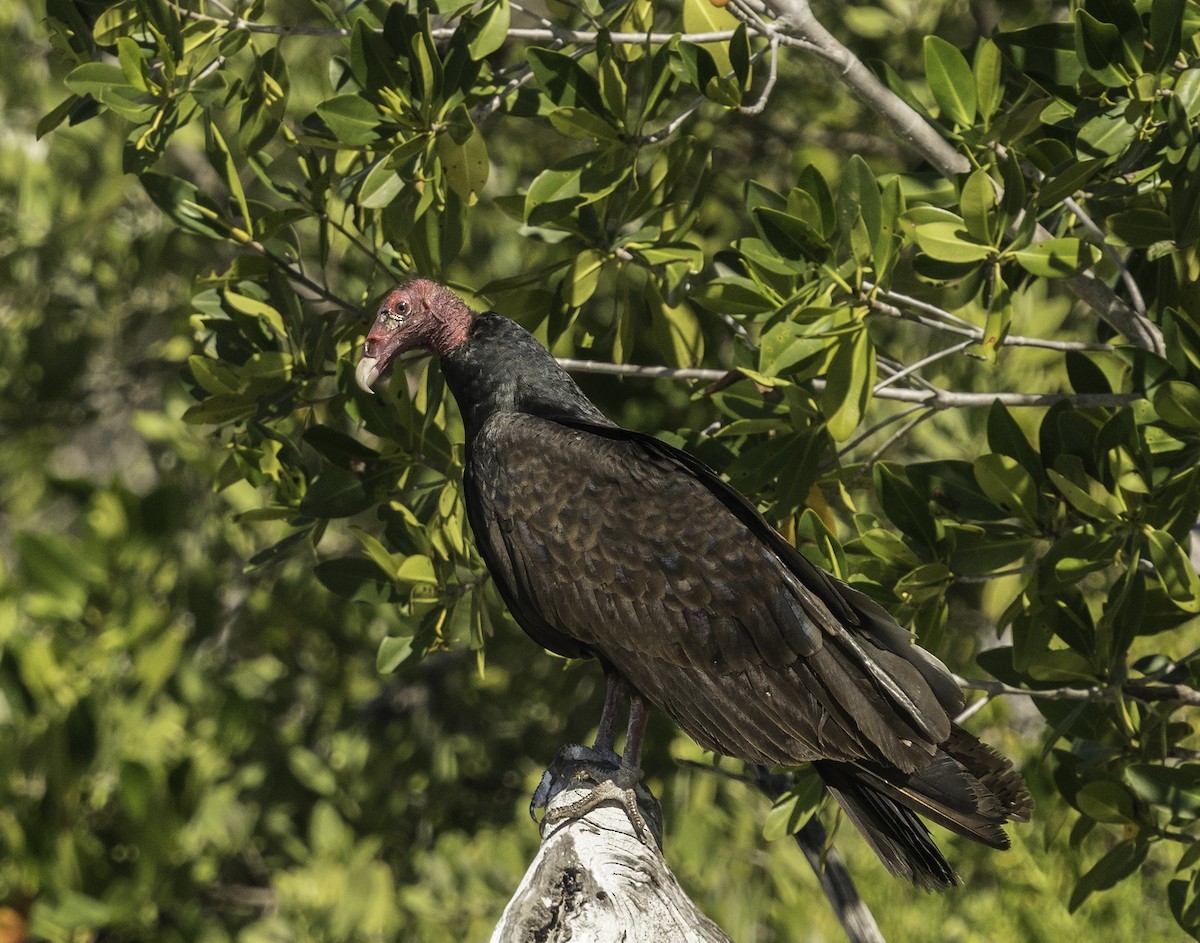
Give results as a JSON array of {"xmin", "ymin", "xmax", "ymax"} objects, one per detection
[{"xmin": 491, "ymin": 778, "xmax": 733, "ymax": 943}]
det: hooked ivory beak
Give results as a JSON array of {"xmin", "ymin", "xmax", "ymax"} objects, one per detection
[{"xmin": 355, "ymin": 355, "xmax": 382, "ymax": 395}]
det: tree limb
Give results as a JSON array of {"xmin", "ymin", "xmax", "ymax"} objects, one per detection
[
  {"xmin": 491, "ymin": 767, "xmax": 733, "ymax": 943},
  {"xmin": 554, "ymin": 358, "xmax": 1142, "ymax": 408}
]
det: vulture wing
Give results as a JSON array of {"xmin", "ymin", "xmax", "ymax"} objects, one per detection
[{"xmin": 464, "ymin": 410, "xmax": 964, "ymax": 774}]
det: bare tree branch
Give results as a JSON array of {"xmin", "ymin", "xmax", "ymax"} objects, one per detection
[
  {"xmin": 953, "ymin": 674, "xmax": 1200, "ymax": 707},
  {"xmin": 554, "ymin": 359, "xmax": 1142, "ymax": 408},
  {"xmin": 861, "ymin": 283, "xmax": 1115, "ymax": 353}
]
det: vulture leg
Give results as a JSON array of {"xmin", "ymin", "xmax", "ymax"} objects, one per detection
[
  {"xmin": 530, "ymin": 678, "xmax": 662, "ymax": 846},
  {"xmin": 621, "ymin": 690, "xmax": 649, "ymax": 771},
  {"xmin": 593, "ymin": 665, "xmax": 623, "ymax": 754}
]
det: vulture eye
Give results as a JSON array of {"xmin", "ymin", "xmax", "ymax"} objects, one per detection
[{"xmin": 384, "ymin": 300, "xmax": 408, "ymax": 326}]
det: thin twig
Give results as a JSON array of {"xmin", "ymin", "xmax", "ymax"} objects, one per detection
[
  {"xmin": 954, "ymin": 695, "xmax": 993, "ymax": 724},
  {"xmin": 244, "ymin": 239, "xmax": 358, "ymax": 313},
  {"xmin": 862, "ymin": 285, "xmax": 1114, "ymax": 353},
  {"xmin": 739, "ymin": 35, "xmax": 781, "ymax": 116},
  {"xmin": 837, "ymin": 402, "xmax": 928, "ymax": 457},
  {"xmin": 952, "ymin": 674, "xmax": 1200, "ymax": 707},
  {"xmin": 1063, "ymin": 195, "xmax": 1148, "ymax": 316},
  {"xmin": 855, "ymin": 407, "xmax": 936, "ymax": 467},
  {"xmin": 873, "ymin": 339, "xmax": 975, "ymax": 393}
]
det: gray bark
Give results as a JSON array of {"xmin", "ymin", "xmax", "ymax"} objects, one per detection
[{"xmin": 490, "ymin": 772, "xmax": 733, "ymax": 943}]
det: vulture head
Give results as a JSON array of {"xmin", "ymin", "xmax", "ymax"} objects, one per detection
[{"xmin": 355, "ymin": 278, "xmax": 473, "ymax": 394}]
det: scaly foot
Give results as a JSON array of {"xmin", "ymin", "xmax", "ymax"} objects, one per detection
[{"xmin": 530, "ymin": 743, "xmax": 663, "ymax": 848}]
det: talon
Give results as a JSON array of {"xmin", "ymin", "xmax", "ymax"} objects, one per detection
[{"xmin": 530, "ymin": 744, "xmax": 663, "ymax": 848}]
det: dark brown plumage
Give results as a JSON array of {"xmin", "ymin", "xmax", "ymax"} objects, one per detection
[{"xmin": 356, "ymin": 278, "xmax": 1032, "ymax": 889}]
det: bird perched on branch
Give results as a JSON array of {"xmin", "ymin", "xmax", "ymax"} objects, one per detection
[{"xmin": 356, "ymin": 278, "xmax": 1031, "ymax": 889}]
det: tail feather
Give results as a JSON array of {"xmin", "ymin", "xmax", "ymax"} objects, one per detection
[
  {"xmin": 815, "ymin": 760, "xmax": 959, "ymax": 890},
  {"xmin": 814, "ymin": 724, "xmax": 1033, "ymax": 890}
]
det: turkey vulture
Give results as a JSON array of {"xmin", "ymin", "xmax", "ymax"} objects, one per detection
[{"xmin": 356, "ymin": 278, "xmax": 1031, "ymax": 888}]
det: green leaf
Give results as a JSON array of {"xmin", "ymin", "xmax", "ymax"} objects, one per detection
[
  {"xmin": 1126, "ymin": 763, "xmax": 1200, "ymax": 823},
  {"xmin": 1174, "ymin": 67, "xmax": 1200, "ymax": 120},
  {"xmin": 1148, "ymin": 0, "xmax": 1186, "ymax": 70},
  {"xmin": 821, "ymin": 323, "xmax": 874, "ymax": 441},
  {"xmin": 181, "ymin": 394, "xmax": 257, "ymax": 425},
  {"xmin": 566, "ymin": 249, "xmax": 605, "ymax": 306},
  {"xmin": 1075, "ymin": 778, "xmax": 1137, "ymax": 824},
  {"xmin": 874, "ymin": 465, "xmax": 937, "ymax": 548},
  {"xmin": 92, "ymin": 0, "xmax": 139, "ymax": 45},
  {"xmin": 188, "ymin": 355, "xmax": 239, "ymax": 395},
  {"xmin": 225, "ymin": 291, "xmax": 287, "ymax": 338},
  {"xmin": 674, "ymin": 41, "xmax": 719, "ymax": 97},
  {"xmin": 988, "ymin": 400, "xmax": 1043, "ymax": 480},
  {"xmin": 359, "ymin": 158, "xmax": 406, "ymax": 209},
  {"xmin": 527, "ymin": 47, "xmax": 607, "ymax": 117},
  {"xmin": 300, "ymin": 465, "xmax": 374, "ymax": 518},
  {"xmin": 314, "ymin": 557, "xmax": 397, "ymax": 604},
  {"xmin": 1038, "ymin": 158, "xmax": 1104, "ymax": 207},
  {"xmin": 63, "ymin": 62, "xmax": 133, "ymax": 98},
  {"xmin": 206, "ymin": 124, "xmax": 252, "ymax": 235},
  {"xmin": 759, "ymin": 320, "xmax": 828, "ymax": 377},
  {"xmin": 762, "ymin": 770, "xmax": 825, "ymax": 841},
  {"xmin": 1069, "ymin": 839, "xmax": 1148, "ymax": 912},
  {"xmin": 524, "ymin": 151, "xmax": 630, "ymax": 225},
  {"xmin": 396, "ymin": 554, "xmax": 438, "ymax": 585},
  {"xmin": 36, "ymin": 95, "xmax": 80, "ymax": 139},
  {"xmin": 693, "ymin": 277, "xmax": 777, "ymax": 315},
  {"xmin": 377, "ymin": 635, "xmax": 415, "ymax": 673},
  {"xmin": 115, "ymin": 36, "xmax": 149, "ymax": 91},
  {"xmin": 943, "ymin": 526, "xmax": 1032, "ymax": 576},
  {"xmin": 1153, "ymin": 381, "xmax": 1200, "ymax": 431},
  {"xmin": 907, "ymin": 460, "xmax": 1011, "ymax": 520},
  {"xmin": 1145, "ymin": 528, "xmax": 1200, "ymax": 612},
  {"xmin": 1009, "ymin": 238, "xmax": 1101, "ymax": 277},
  {"xmin": 795, "ymin": 165, "xmax": 836, "ymax": 238},
  {"xmin": 288, "ymin": 746, "xmax": 337, "ymax": 795},
  {"xmin": 141, "ymin": 172, "xmax": 228, "ymax": 240},
  {"xmin": 547, "ymin": 106, "xmax": 619, "ymax": 141},
  {"xmin": 754, "ymin": 206, "xmax": 825, "ymax": 260},
  {"xmin": 304, "ymin": 426, "xmax": 381, "ymax": 469},
  {"xmin": 315, "ymin": 94, "xmax": 383, "ymax": 145},
  {"xmin": 960, "ymin": 169, "xmax": 997, "ymax": 244},
  {"xmin": 974, "ymin": 39, "xmax": 1003, "ymax": 124},
  {"xmin": 1047, "ymin": 468, "xmax": 1120, "ymax": 520},
  {"xmin": 837, "ymin": 155, "xmax": 881, "ymax": 250},
  {"xmin": 681, "ymin": 0, "xmax": 739, "ymax": 76},
  {"xmin": 466, "ymin": 0, "xmax": 510, "ymax": 59},
  {"xmin": 1074, "ymin": 3, "xmax": 1142, "ymax": 88},
  {"xmin": 438, "ymin": 112, "xmax": 489, "ymax": 205},
  {"xmin": 911, "ymin": 220, "xmax": 995, "ymax": 263},
  {"xmin": 924, "ymin": 36, "xmax": 976, "ymax": 126},
  {"xmin": 1077, "ymin": 107, "xmax": 1138, "ymax": 158},
  {"xmin": 974, "ymin": 453, "xmax": 1040, "ymax": 523}
]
